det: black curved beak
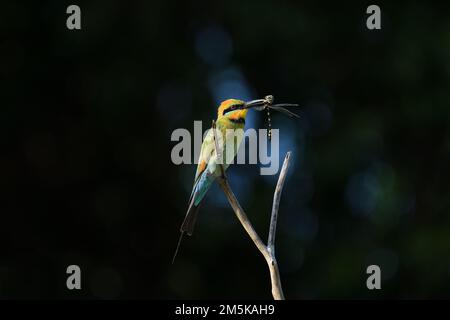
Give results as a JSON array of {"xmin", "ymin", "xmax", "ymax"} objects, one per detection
[{"xmin": 243, "ymin": 99, "xmax": 266, "ymax": 110}]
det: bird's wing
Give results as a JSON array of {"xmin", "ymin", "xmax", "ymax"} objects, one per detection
[{"xmin": 194, "ymin": 128, "xmax": 216, "ymax": 182}]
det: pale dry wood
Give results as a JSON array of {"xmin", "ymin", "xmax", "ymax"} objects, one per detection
[{"xmin": 211, "ymin": 121, "xmax": 290, "ymax": 300}]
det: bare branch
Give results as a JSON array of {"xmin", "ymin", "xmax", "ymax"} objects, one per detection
[
  {"xmin": 217, "ymin": 178, "xmax": 269, "ymax": 257},
  {"xmin": 211, "ymin": 117, "xmax": 291, "ymax": 300},
  {"xmin": 212, "ymin": 120, "xmax": 220, "ymax": 158},
  {"xmin": 268, "ymin": 151, "xmax": 291, "ymax": 251},
  {"xmin": 212, "ymin": 120, "xmax": 225, "ymax": 178},
  {"xmin": 218, "ymin": 177, "xmax": 286, "ymax": 299}
]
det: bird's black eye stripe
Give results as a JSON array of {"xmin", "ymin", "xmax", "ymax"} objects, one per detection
[{"xmin": 223, "ymin": 104, "xmax": 241, "ymax": 115}]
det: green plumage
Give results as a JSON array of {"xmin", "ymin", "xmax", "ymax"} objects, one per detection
[{"xmin": 180, "ymin": 100, "xmax": 248, "ymax": 236}]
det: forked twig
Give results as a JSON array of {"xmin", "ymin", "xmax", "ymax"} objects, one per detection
[{"xmin": 212, "ymin": 120, "xmax": 291, "ymax": 299}]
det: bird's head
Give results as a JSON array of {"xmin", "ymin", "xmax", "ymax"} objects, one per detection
[
  {"xmin": 217, "ymin": 96, "xmax": 299, "ymax": 122},
  {"xmin": 217, "ymin": 99, "xmax": 247, "ymax": 122},
  {"xmin": 217, "ymin": 98, "xmax": 268, "ymax": 122}
]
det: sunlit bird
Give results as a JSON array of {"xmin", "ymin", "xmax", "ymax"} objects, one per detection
[{"xmin": 172, "ymin": 96, "xmax": 299, "ymax": 263}]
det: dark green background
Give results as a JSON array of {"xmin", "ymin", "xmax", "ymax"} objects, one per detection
[{"xmin": 1, "ymin": 0, "xmax": 450, "ymax": 298}]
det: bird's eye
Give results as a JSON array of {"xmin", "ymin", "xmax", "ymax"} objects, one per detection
[{"xmin": 223, "ymin": 104, "xmax": 239, "ymax": 115}]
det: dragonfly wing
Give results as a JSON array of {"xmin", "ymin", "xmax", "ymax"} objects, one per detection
[{"xmin": 270, "ymin": 105, "xmax": 301, "ymax": 118}]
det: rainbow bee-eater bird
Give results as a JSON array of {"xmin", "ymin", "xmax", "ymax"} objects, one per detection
[{"xmin": 173, "ymin": 96, "xmax": 299, "ymax": 262}]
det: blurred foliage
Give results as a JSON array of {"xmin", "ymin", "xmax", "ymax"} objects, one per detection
[{"xmin": 1, "ymin": 0, "xmax": 450, "ymax": 298}]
